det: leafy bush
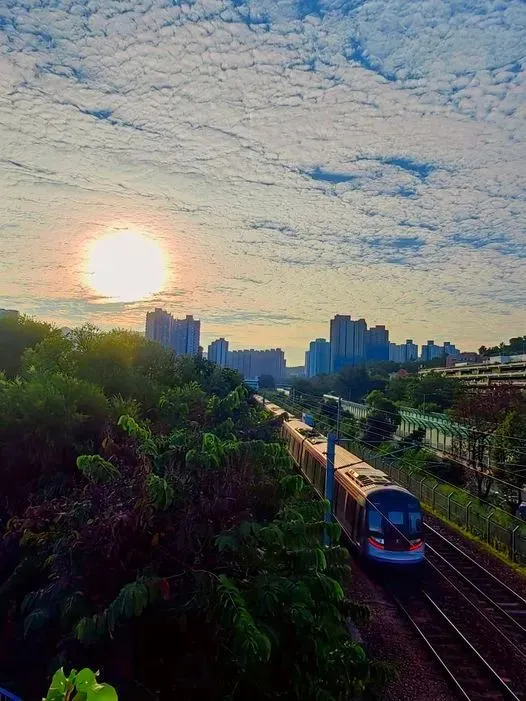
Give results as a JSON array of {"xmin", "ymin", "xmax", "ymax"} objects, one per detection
[{"xmin": 0, "ymin": 322, "xmax": 377, "ymax": 700}]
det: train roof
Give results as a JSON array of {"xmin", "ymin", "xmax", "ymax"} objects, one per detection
[{"xmin": 282, "ymin": 416, "xmax": 411, "ymax": 499}]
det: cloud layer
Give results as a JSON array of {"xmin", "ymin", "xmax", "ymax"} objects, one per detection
[{"xmin": 1, "ymin": 0, "xmax": 525, "ymax": 362}]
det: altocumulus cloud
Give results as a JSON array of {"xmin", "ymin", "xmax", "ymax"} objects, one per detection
[{"xmin": 0, "ymin": 0, "xmax": 525, "ymax": 362}]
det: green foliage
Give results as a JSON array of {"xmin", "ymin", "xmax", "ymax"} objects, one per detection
[
  {"xmin": 480, "ymin": 336, "xmax": 526, "ymax": 357},
  {"xmin": 117, "ymin": 414, "xmax": 157, "ymax": 456},
  {"xmin": 386, "ymin": 372, "xmax": 460, "ymax": 412},
  {"xmin": 0, "ymin": 318, "xmax": 378, "ymax": 701},
  {"xmin": 492, "ymin": 409, "xmax": 526, "ymax": 510},
  {"xmin": 146, "ymin": 474, "xmax": 175, "ymax": 510},
  {"xmin": 76, "ymin": 455, "xmax": 120, "ymax": 484},
  {"xmin": 44, "ymin": 667, "xmax": 118, "ymax": 701},
  {"xmin": 0, "ymin": 314, "xmax": 54, "ymax": 378},
  {"xmin": 75, "ymin": 578, "xmax": 164, "ymax": 642}
]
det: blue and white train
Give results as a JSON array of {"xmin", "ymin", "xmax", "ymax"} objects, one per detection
[{"xmin": 256, "ymin": 396, "xmax": 425, "ymax": 566}]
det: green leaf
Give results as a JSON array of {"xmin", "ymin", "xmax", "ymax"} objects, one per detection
[
  {"xmin": 86, "ymin": 683, "xmax": 118, "ymax": 701},
  {"xmin": 44, "ymin": 667, "xmax": 68, "ymax": 700},
  {"xmin": 76, "ymin": 455, "xmax": 120, "ymax": 484},
  {"xmin": 75, "ymin": 668, "xmax": 97, "ymax": 690}
]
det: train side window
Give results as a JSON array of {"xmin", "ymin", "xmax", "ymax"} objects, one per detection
[
  {"xmin": 304, "ymin": 452, "xmax": 313, "ymax": 480},
  {"xmin": 313, "ymin": 462, "xmax": 321, "ymax": 493},
  {"xmin": 317, "ymin": 461, "xmax": 326, "ymax": 496},
  {"xmin": 294, "ymin": 439, "xmax": 301, "ymax": 463},
  {"xmin": 335, "ymin": 483, "xmax": 346, "ymax": 520},
  {"xmin": 344, "ymin": 494, "xmax": 356, "ymax": 532},
  {"xmin": 354, "ymin": 504, "xmax": 364, "ymax": 541},
  {"xmin": 334, "ymin": 481, "xmax": 342, "ymax": 512}
]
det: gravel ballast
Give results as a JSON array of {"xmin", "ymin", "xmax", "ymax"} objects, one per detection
[{"xmin": 347, "ymin": 562, "xmax": 457, "ymax": 701}]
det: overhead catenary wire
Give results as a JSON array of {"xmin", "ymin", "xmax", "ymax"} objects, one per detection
[
  {"xmin": 269, "ymin": 392, "xmax": 526, "ymax": 496},
  {"xmin": 285, "ymin": 389, "xmax": 526, "ymax": 458},
  {"xmin": 289, "ymin": 394, "xmax": 526, "ymax": 490},
  {"xmin": 286, "ymin": 387, "xmax": 526, "ymax": 448}
]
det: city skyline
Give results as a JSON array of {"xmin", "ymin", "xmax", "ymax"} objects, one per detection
[
  {"xmin": 1, "ymin": 0, "xmax": 525, "ymax": 366},
  {"xmin": 146, "ymin": 306, "xmax": 477, "ymax": 368}
]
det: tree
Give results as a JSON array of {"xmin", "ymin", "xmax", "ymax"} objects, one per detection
[
  {"xmin": 481, "ymin": 336, "xmax": 526, "ymax": 357},
  {"xmin": 258, "ymin": 374, "xmax": 275, "ymax": 389},
  {"xmin": 362, "ymin": 390, "xmax": 401, "ymax": 446},
  {"xmin": 492, "ymin": 409, "xmax": 526, "ymax": 512},
  {"xmin": 452, "ymin": 385, "xmax": 523, "ymax": 499},
  {"xmin": 334, "ymin": 366, "xmax": 382, "ymax": 403},
  {"xmin": 0, "ymin": 315, "xmax": 54, "ymax": 377},
  {"xmin": 0, "ymin": 323, "xmax": 380, "ymax": 701},
  {"xmin": 386, "ymin": 373, "xmax": 460, "ymax": 412}
]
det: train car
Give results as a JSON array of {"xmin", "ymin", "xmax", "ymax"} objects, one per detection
[{"xmin": 255, "ymin": 395, "xmax": 424, "ymax": 566}]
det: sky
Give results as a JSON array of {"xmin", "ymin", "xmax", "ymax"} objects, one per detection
[{"xmin": 0, "ymin": 0, "xmax": 525, "ymax": 365}]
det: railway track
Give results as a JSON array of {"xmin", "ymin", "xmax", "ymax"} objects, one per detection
[
  {"xmin": 423, "ymin": 523, "xmax": 526, "ymax": 655},
  {"xmin": 392, "ymin": 585, "xmax": 521, "ymax": 701}
]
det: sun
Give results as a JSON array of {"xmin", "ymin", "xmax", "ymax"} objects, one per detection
[{"xmin": 85, "ymin": 229, "xmax": 167, "ymax": 302}]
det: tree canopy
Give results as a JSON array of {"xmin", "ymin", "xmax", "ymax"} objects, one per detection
[{"xmin": 0, "ymin": 320, "xmax": 381, "ymax": 700}]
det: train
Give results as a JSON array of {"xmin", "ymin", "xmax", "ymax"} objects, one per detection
[{"xmin": 255, "ymin": 395, "xmax": 425, "ymax": 566}]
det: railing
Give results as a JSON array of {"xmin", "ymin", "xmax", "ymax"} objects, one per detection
[
  {"xmin": 263, "ymin": 390, "xmax": 526, "ymax": 565},
  {"xmin": 343, "ymin": 436, "xmax": 526, "ymax": 565}
]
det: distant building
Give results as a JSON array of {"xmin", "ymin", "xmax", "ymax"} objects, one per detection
[
  {"xmin": 208, "ymin": 338, "xmax": 229, "ymax": 367},
  {"xmin": 305, "ymin": 338, "xmax": 330, "ymax": 377},
  {"xmin": 329, "ymin": 315, "xmax": 366, "ymax": 372},
  {"xmin": 389, "ymin": 338, "xmax": 419, "ymax": 364},
  {"xmin": 403, "ymin": 339, "xmax": 419, "ymax": 362},
  {"xmin": 420, "ymin": 354, "xmax": 526, "ymax": 388},
  {"xmin": 145, "ymin": 309, "xmax": 200, "ymax": 356},
  {"xmin": 389, "ymin": 342, "xmax": 404, "ymax": 363},
  {"xmin": 421, "ymin": 340, "xmax": 444, "ymax": 362},
  {"xmin": 366, "ymin": 325, "xmax": 389, "ymax": 361},
  {"xmin": 228, "ymin": 348, "xmax": 286, "ymax": 380},
  {"xmin": 172, "ymin": 315, "xmax": 200, "ymax": 356},
  {"xmin": 0, "ymin": 308, "xmax": 19, "ymax": 319},
  {"xmin": 145, "ymin": 308, "xmax": 173, "ymax": 347},
  {"xmin": 443, "ymin": 341, "xmax": 460, "ymax": 358},
  {"xmin": 446, "ymin": 351, "xmax": 479, "ymax": 367}
]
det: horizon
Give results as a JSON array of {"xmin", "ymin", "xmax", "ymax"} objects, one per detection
[{"xmin": 1, "ymin": 0, "xmax": 525, "ymax": 366}]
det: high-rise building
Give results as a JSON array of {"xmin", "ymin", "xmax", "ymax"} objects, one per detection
[
  {"xmin": 329, "ymin": 315, "xmax": 366, "ymax": 372},
  {"xmin": 145, "ymin": 309, "xmax": 200, "ymax": 356},
  {"xmin": 145, "ymin": 308, "xmax": 173, "ymax": 347},
  {"xmin": 366, "ymin": 325, "xmax": 389, "ymax": 361},
  {"xmin": 227, "ymin": 348, "xmax": 286, "ymax": 379},
  {"xmin": 443, "ymin": 341, "xmax": 460, "ymax": 358},
  {"xmin": 304, "ymin": 350, "xmax": 311, "ymax": 376},
  {"xmin": 389, "ymin": 338, "xmax": 419, "ymax": 363},
  {"xmin": 404, "ymin": 339, "xmax": 419, "ymax": 362},
  {"xmin": 330, "ymin": 315, "xmax": 351, "ymax": 372},
  {"xmin": 389, "ymin": 342, "xmax": 404, "ymax": 363},
  {"xmin": 421, "ymin": 340, "xmax": 444, "ymax": 362},
  {"xmin": 208, "ymin": 338, "xmax": 229, "ymax": 367},
  {"xmin": 305, "ymin": 338, "xmax": 330, "ymax": 378},
  {"xmin": 172, "ymin": 315, "xmax": 200, "ymax": 356}
]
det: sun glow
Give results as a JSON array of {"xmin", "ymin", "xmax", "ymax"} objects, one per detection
[{"xmin": 86, "ymin": 229, "xmax": 167, "ymax": 302}]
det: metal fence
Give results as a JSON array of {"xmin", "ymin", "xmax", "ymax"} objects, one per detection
[
  {"xmin": 264, "ymin": 391, "xmax": 526, "ymax": 565},
  {"xmin": 345, "ymin": 437, "xmax": 526, "ymax": 565}
]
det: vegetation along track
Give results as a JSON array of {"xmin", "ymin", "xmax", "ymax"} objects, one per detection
[
  {"xmin": 391, "ymin": 584, "xmax": 522, "ymax": 701},
  {"xmin": 423, "ymin": 523, "xmax": 526, "ymax": 655}
]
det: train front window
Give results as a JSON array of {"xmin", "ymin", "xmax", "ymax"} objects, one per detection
[
  {"xmin": 368, "ymin": 493, "xmax": 423, "ymax": 541},
  {"xmin": 409, "ymin": 511, "xmax": 422, "ymax": 536}
]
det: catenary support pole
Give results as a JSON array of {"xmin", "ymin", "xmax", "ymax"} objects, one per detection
[{"xmin": 324, "ymin": 432, "xmax": 336, "ymax": 546}]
